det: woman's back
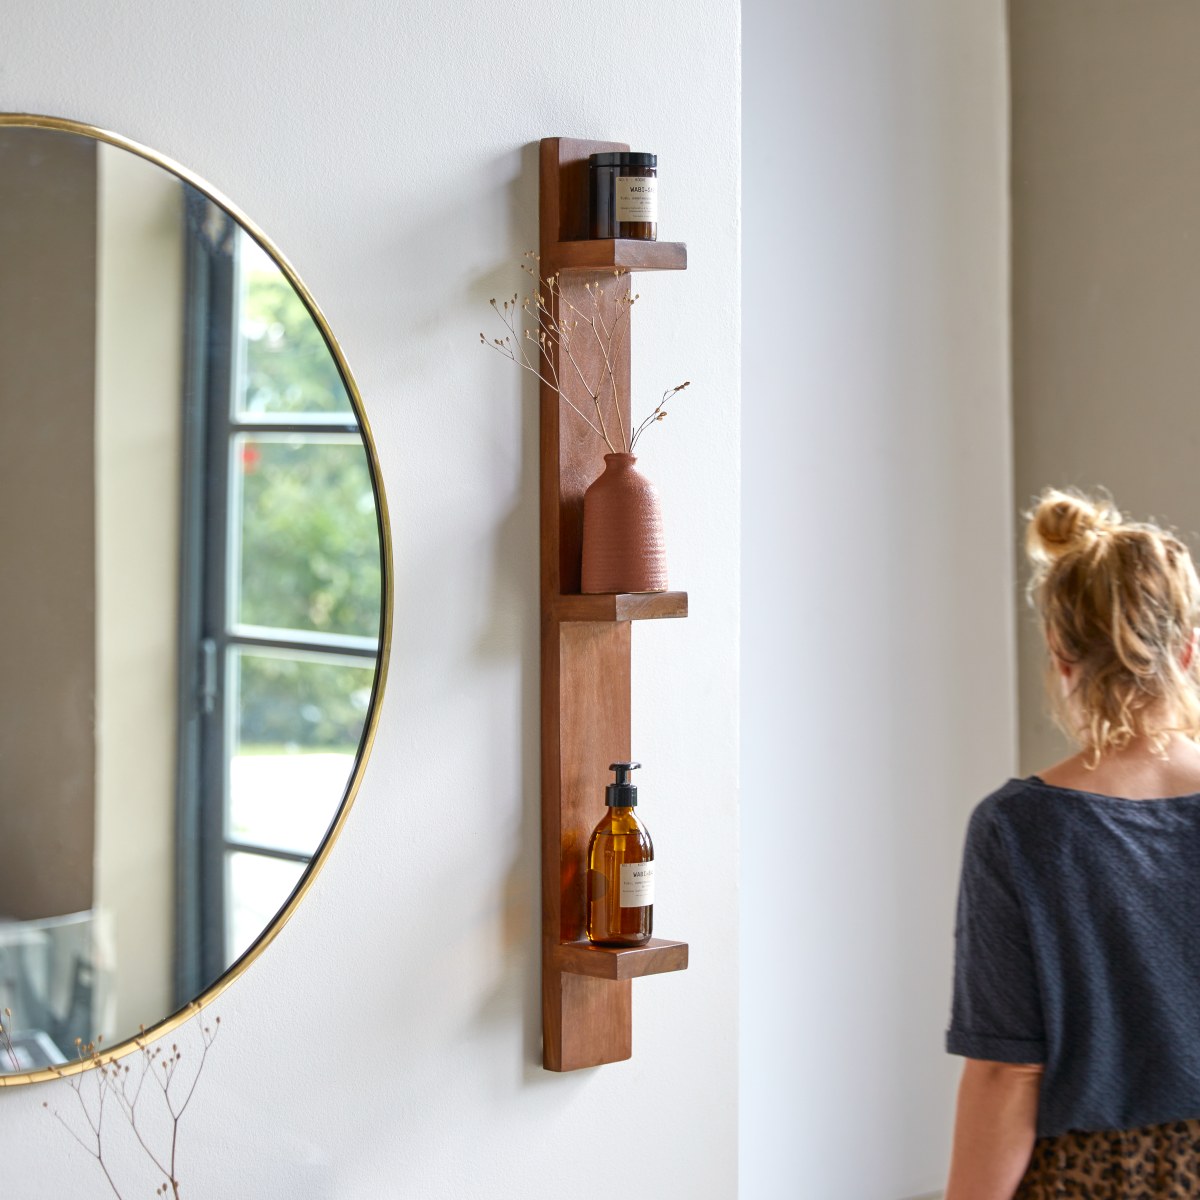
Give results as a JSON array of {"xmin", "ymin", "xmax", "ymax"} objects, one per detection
[
  {"xmin": 946, "ymin": 487, "xmax": 1200, "ymax": 1198},
  {"xmin": 956, "ymin": 769, "xmax": 1200, "ymax": 1139}
]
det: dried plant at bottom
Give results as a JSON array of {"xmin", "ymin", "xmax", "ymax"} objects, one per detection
[
  {"xmin": 43, "ymin": 1008, "xmax": 221, "ymax": 1200},
  {"xmin": 481, "ymin": 252, "xmax": 690, "ymax": 455},
  {"xmin": 1, "ymin": 1006, "xmax": 18, "ymax": 1072}
]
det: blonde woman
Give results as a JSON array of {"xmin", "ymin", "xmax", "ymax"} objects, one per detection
[{"xmin": 945, "ymin": 488, "xmax": 1200, "ymax": 1199}]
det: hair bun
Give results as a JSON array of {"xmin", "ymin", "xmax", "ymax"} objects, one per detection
[{"xmin": 1027, "ymin": 488, "xmax": 1122, "ymax": 563}]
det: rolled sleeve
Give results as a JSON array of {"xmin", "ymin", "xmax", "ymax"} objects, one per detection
[{"xmin": 946, "ymin": 798, "xmax": 1046, "ymax": 1064}]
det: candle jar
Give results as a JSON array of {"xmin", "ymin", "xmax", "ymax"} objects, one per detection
[{"xmin": 589, "ymin": 152, "xmax": 658, "ymax": 241}]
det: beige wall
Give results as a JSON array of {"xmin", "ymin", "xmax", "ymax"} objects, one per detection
[
  {"xmin": 1011, "ymin": 1, "xmax": 1200, "ymax": 773},
  {"xmin": 94, "ymin": 141, "xmax": 184, "ymax": 1036},
  {"xmin": 0, "ymin": 128, "xmax": 97, "ymax": 919}
]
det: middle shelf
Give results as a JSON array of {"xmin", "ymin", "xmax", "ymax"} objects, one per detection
[{"xmin": 553, "ymin": 591, "xmax": 689, "ymax": 623}]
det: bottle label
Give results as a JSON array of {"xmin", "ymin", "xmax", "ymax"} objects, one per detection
[
  {"xmin": 620, "ymin": 861, "xmax": 655, "ymax": 907},
  {"xmin": 615, "ymin": 176, "xmax": 658, "ymax": 223}
]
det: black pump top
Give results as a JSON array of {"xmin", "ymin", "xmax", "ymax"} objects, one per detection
[{"xmin": 606, "ymin": 761, "xmax": 641, "ymax": 807}]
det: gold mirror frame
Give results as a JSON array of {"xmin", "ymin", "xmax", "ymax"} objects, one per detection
[{"xmin": 0, "ymin": 113, "xmax": 393, "ymax": 1086}]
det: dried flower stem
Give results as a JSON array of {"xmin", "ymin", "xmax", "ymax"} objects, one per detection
[
  {"xmin": 482, "ymin": 254, "xmax": 690, "ymax": 456},
  {"xmin": 44, "ymin": 1009, "xmax": 221, "ymax": 1200},
  {"xmin": 1, "ymin": 1007, "xmax": 18, "ymax": 1072},
  {"xmin": 483, "ymin": 296, "xmax": 607, "ymax": 443},
  {"xmin": 631, "ymin": 382, "xmax": 691, "ymax": 452}
]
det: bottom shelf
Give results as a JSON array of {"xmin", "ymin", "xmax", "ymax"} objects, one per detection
[
  {"xmin": 553, "ymin": 938, "xmax": 689, "ymax": 981},
  {"xmin": 545, "ymin": 938, "xmax": 689, "ymax": 1067}
]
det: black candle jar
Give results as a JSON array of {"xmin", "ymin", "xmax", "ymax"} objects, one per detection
[{"xmin": 589, "ymin": 152, "xmax": 658, "ymax": 241}]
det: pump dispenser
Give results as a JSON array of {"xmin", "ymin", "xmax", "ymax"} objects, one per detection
[{"xmin": 586, "ymin": 761, "xmax": 654, "ymax": 945}]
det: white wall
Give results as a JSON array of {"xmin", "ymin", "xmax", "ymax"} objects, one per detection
[
  {"xmin": 741, "ymin": 3, "xmax": 1011, "ymax": 1198},
  {"xmin": 0, "ymin": 3, "xmax": 739, "ymax": 1197}
]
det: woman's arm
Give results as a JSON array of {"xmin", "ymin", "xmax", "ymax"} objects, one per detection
[{"xmin": 944, "ymin": 1058, "xmax": 1044, "ymax": 1200}]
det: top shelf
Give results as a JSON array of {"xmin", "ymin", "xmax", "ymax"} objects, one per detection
[
  {"xmin": 540, "ymin": 138, "xmax": 688, "ymax": 279},
  {"xmin": 542, "ymin": 239, "xmax": 687, "ymax": 274}
]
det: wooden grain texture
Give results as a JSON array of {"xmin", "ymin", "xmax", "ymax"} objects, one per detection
[
  {"xmin": 555, "ymin": 938, "xmax": 690, "ymax": 981},
  {"xmin": 543, "ymin": 136, "xmax": 626, "ymax": 244},
  {"xmin": 539, "ymin": 138, "xmax": 632, "ymax": 595},
  {"xmin": 557, "ymin": 974, "xmax": 633, "ymax": 1070},
  {"xmin": 558, "ymin": 621, "xmax": 631, "ymax": 941},
  {"xmin": 547, "ymin": 239, "xmax": 687, "ymax": 273},
  {"xmin": 540, "ymin": 137, "xmax": 688, "ymax": 1072},
  {"xmin": 555, "ymin": 590, "xmax": 689, "ymax": 623}
]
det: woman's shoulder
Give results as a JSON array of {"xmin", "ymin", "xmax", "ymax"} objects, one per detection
[
  {"xmin": 962, "ymin": 775, "xmax": 1092, "ymax": 846},
  {"xmin": 970, "ymin": 776, "xmax": 1043, "ymax": 819},
  {"xmin": 960, "ymin": 778, "xmax": 1044, "ymax": 845}
]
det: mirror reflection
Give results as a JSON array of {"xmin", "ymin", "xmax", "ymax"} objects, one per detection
[{"xmin": 0, "ymin": 125, "xmax": 383, "ymax": 1074}]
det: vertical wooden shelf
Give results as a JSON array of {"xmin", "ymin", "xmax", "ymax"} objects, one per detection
[{"xmin": 540, "ymin": 137, "xmax": 689, "ymax": 1072}]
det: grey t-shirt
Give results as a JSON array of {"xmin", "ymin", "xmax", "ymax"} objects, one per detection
[{"xmin": 947, "ymin": 775, "xmax": 1200, "ymax": 1139}]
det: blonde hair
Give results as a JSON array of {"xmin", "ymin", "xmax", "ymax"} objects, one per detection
[{"xmin": 1025, "ymin": 487, "xmax": 1200, "ymax": 765}]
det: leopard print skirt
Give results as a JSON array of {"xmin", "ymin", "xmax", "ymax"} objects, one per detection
[{"xmin": 1015, "ymin": 1117, "xmax": 1200, "ymax": 1198}]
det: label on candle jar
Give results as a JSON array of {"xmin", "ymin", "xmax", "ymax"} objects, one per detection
[
  {"xmin": 615, "ymin": 176, "xmax": 658, "ymax": 223},
  {"xmin": 620, "ymin": 861, "xmax": 655, "ymax": 907}
]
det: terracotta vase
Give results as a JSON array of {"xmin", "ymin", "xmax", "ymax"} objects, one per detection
[{"xmin": 580, "ymin": 453, "xmax": 668, "ymax": 594}]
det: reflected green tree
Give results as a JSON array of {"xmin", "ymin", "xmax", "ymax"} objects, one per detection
[
  {"xmin": 238, "ymin": 655, "xmax": 375, "ymax": 751},
  {"xmin": 235, "ymin": 267, "xmax": 381, "ymax": 751},
  {"xmin": 241, "ymin": 269, "xmax": 351, "ymax": 415}
]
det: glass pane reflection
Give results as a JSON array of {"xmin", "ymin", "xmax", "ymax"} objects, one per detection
[
  {"xmin": 236, "ymin": 238, "xmax": 352, "ymax": 418},
  {"xmin": 233, "ymin": 434, "xmax": 381, "ymax": 638},
  {"xmin": 226, "ymin": 853, "xmax": 305, "ymax": 966},
  {"xmin": 229, "ymin": 649, "xmax": 374, "ymax": 855}
]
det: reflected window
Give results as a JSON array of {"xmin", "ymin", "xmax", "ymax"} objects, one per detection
[{"xmin": 178, "ymin": 207, "xmax": 381, "ymax": 995}]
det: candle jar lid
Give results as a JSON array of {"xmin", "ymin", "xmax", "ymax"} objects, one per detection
[{"xmin": 589, "ymin": 151, "xmax": 657, "ymax": 169}]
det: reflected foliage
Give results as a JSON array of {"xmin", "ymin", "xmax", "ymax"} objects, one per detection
[
  {"xmin": 237, "ymin": 438, "xmax": 381, "ymax": 639},
  {"xmin": 238, "ymin": 654, "xmax": 374, "ymax": 751},
  {"xmin": 241, "ymin": 269, "xmax": 351, "ymax": 415}
]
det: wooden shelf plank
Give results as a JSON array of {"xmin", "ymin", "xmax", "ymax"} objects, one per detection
[
  {"xmin": 556, "ymin": 938, "xmax": 689, "ymax": 981},
  {"xmin": 544, "ymin": 239, "xmax": 687, "ymax": 273},
  {"xmin": 554, "ymin": 591, "xmax": 688, "ymax": 623}
]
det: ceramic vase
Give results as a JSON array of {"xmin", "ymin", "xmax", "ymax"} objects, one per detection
[{"xmin": 580, "ymin": 453, "xmax": 668, "ymax": 593}]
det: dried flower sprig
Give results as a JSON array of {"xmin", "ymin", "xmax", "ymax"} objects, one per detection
[
  {"xmin": 1, "ymin": 1007, "xmax": 18, "ymax": 1072},
  {"xmin": 631, "ymin": 381, "xmax": 691, "ymax": 451},
  {"xmin": 43, "ymin": 1008, "xmax": 221, "ymax": 1200},
  {"xmin": 481, "ymin": 252, "xmax": 689, "ymax": 455}
]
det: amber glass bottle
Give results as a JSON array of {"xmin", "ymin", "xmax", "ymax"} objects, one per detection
[
  {"xmin": 588, "ymin": 152, "xmax": 658, "ymax": 241},
  {"xmin": 587, "ymin": 762, "xmax": 654, "ymax": 946}
]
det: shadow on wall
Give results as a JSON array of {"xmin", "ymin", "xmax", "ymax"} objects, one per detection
[{"xmin": 467, "ymin": 142, "xmax": 545, "ymax": 1082}]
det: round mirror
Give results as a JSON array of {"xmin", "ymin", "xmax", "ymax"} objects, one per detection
[{"xmin": 0, "ymin": 115, "xmax": 391, "ymax": 1083}]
